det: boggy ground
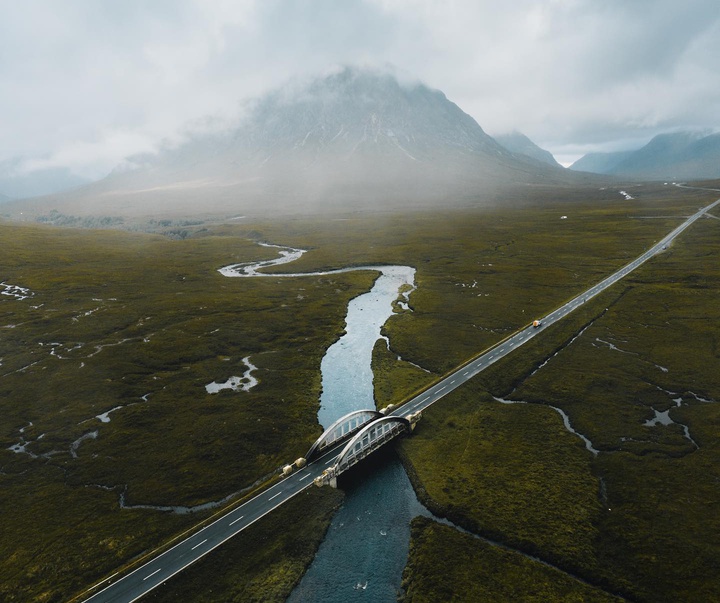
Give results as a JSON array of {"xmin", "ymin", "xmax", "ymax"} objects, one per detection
[
  {"xmin": 0, "ymin": 225, "xmax": 368, "ymax": 601},
  {"xmin": 0, "ymin": 182, "xmax": 717, "ymax": 601},
  {"xmin": 387, "ymin": 194, "xmax": 720, "ymax": 601}
]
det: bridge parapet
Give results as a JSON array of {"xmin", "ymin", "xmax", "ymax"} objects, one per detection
[
  {"xmin": 314, "ymin": 415, "xmax": 419, "ymax": 487},
  {"xmin": 305, "ymin": 409, "xmax": 383, "ymax": 462}
]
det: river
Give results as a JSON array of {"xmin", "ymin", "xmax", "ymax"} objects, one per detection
[{"xmin": 221, "ymin": 246, "xmax": 429, "ymax": 601}]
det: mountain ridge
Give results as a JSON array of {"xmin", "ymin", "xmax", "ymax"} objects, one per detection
[
  {"xmin": 493, "ymin": 131, "xmax": 562, "ymax": 168},
  {"xmin": 5, "ymin": 67, "xmax": 594, "ymax": 219},
  {"xmin": 0, "ymin": 160, "xmax": 90, "ymax": 200},
  {"xmin": 570, "ymin": 131, "xmax": 720, "ymax": 180}
]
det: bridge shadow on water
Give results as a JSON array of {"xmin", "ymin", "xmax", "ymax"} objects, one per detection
[
  {"xmin": 335, "ymin": 443, "xmax": 399, "ymax": 489},
  {"xmin": 288, "ymin": 446, "xmax": 431, "ymax": 602}
]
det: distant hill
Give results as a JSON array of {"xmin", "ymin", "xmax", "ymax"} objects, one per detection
[
  {"xmin": 570, "ymin": 131, "xmax": 720, "ymax": 180},
  {"xmin": 6, "ymin": 67, "xmax": 592, "ymax": 220},
  {"xmin": 570, "ymin": 151, "xmax": 636, "ymax": 174},
  {"xmin": 493, "ymin": 131, "xmax": 562, "ymax": 168},
  {"xmin": 0, "ymin": 161, "xmax": 90, "ymax": 199},
  {"xmin": 0, "ymin": 192, "xmax": 13, "ymax": 204}
]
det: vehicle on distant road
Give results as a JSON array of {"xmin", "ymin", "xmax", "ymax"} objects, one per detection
[{"xmin": 532, "ymin": 320, "xmax": 542, "ymax": 328}]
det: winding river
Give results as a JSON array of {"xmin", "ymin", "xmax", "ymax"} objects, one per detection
[{"xmin": 221, "ymin": 244, "xmax": 429, "ymax": 601}]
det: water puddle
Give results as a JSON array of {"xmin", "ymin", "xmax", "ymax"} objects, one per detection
[
  {"xmin": 1, "ymin": 281, "xmax": 34, "ymax": 300},
  {"xmin": 493, "ymin": 396, "xmax": 599, "ymax": 455},
  {"xmin": 594, "ymin": 337, "xmax": 636, "ymax": 355},
  {"xmin": 70, "ymin": 430, "xmax": 98, "ymax": 458},
  {"xmin": 96, "ymin": 406, "xmax": 125, "ymax": 423},
  {"xmin": 205, "ymin": 356, "xmax": 258, "ymax": 394},
  {"xmin": 643, "ymin": 408, "xmax": 674, "ymax": 427},
  {"xmin": 643, "ymin": 407, "xmax": 698, "ymax": 448}
]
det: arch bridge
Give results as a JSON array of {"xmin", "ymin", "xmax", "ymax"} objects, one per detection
[
  {"xmin": 313, "ymin": 412, "xmax": 421, "ymax": 487},
  {"xmin": 305, "ymin": 409, "xmax": 383, "ymax": 462}
]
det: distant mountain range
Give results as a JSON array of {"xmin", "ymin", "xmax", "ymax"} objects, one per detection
[
  {"xmin": 493, "ymin": 131, "xmax": 562, "ymax": 168},
  {"xmin": 570, "ymin": 131, "xmax": 720, "ymax": 180},
  {"xmin": 0, "ymin": 160, "xmax": 90, "ymax": 200},
  {"xmin": 4, "ymin": 67, "xmax": 592, "ymax": 220}
]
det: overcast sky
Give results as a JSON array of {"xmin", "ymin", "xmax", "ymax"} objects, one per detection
[{"xmin": 2, "ymin": 0, "xmax": 720, "ymax": 178}]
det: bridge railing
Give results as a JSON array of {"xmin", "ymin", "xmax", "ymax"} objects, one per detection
[
  {"xmin": 305, "ymin": 409, "xmax": 382, "ymax": 461},
  {"xmin": 335, "ymin": 416, "xmax": 408, "ymax": 473}
]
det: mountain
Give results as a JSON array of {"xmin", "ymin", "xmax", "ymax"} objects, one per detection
[
  {"xmin": 493, "ymin": 131, "xmax": 562, "ymax": 168},
  {"xmin": 6, "ymin": 67, "xmax": 587, "ymax": 220},
  {"xmin": 0, "ymin": 160, "xmax": 90, "ymax": 199},
  {"xmin": 0, "ymin": 192, "xmax": 13, "ymax": 204},
  {"xmin": 570, "ymin": 131, "xmax": 720, "ymax": 180},
  {"xmin": 569, "ymin": 151, "xmax": 636, "ymax": 174}
]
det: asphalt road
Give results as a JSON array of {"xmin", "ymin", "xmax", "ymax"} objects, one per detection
[
  {"xmin": 80, "ymin": 196, "xmax": 720, "ymax": 603},
  {"xmin": 81, "ymin": 444, "xmax": 338, "ymax": 603},
  {"xmin": 394, "ymin": 197, "xmax": 720, "ymax": 417}
]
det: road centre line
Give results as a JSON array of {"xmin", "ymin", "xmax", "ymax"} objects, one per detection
[
  {"xmin": 191, "ymin": 539, "xmax": 207, "ymax": 550},
  {"xmin": 299, "ymin": 473, "xmax": 310, "ymax": 481},
  {"xmin": 143, "ymin": 568, "xmax": 162, "ymax": 581},
  {"xmin": 229, "ymin": 515, "xmax": 245, "ymax": 526},
  {"xmin": 268, "ymin": 492, "xmax": 283, "ymax": 501}
]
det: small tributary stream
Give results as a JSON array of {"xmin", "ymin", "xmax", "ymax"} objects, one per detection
[{"xmin": 221, "ymin": 246, "xmax": 432, "ymax": 601}]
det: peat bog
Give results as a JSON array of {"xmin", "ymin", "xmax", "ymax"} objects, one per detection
[{"xmin": 1, "ymin": 182, "xmax": 718, "ymax": 601}]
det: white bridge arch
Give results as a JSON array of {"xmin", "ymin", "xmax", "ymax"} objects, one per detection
[
  {"xmin": 305, "ymin": 409, "xmax": 382, "ymax": 461},
  {"xmin": 333, "ymin": 415, "xmax": 411, "ymax": 474}
]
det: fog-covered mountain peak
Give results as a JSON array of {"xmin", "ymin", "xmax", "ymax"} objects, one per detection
[
  {"xmin": 228, "ymin": 65, "xmax": 505, "ymax": 162},
  {"xmin": 9, "ymin": 67, "xmax": 579, "ymax": 219}
]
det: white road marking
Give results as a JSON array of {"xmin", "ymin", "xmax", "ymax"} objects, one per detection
[
  {"xmin": 268, "ymin": 492, "xmax": 282, "ymax": 501},
  {"xmin": 143, "ymin": 568, "xmax": 162, "ymax": 581},
  {"xmin": 229, "ymin": 515, "xmax": 245, "ymax": 526},
  {"xmin": 299, "ymin": 473, "xmax": 310, "ymax": 481},
  {"xmin": 191, "ymin": 539, "xmax": 207, "ymax": 550}
]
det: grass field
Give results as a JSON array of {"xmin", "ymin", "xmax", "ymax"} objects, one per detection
[
  {"xmin": 391, "ymin": 189, "xmax": 720, "ymax": 601},
  {"xmin": 1, "ymin": 182, "xmax": 717, "ymax": 601}
]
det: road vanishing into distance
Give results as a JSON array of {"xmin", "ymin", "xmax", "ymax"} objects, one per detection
[{"xmin": 81, "ymin": 195, "xmax": 720, "ymax": 603}]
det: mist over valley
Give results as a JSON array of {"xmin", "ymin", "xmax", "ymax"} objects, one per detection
[{"xmin": 4, "ymin": 68, "xmax": 601, "ymax": 222}]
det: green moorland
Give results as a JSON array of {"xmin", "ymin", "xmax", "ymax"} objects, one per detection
[
  {"xmin": 390, "ymin": 195, "xmax": 720, "ymax": 600},
  {"xmin": 0, "ymin": 182, "xmax": 717, "ymax": 601},
  {"xmin": 403, "ymin": 517, "xmax": 623, "ymax": 602},
  {"xmin": 0, "ymin": 224, "xmax": 368, "ymax": 601}
]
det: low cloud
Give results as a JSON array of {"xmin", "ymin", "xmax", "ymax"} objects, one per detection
[{"xmin": 2, "ymin": 0, "xmax": 719, "ymax": 178}]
